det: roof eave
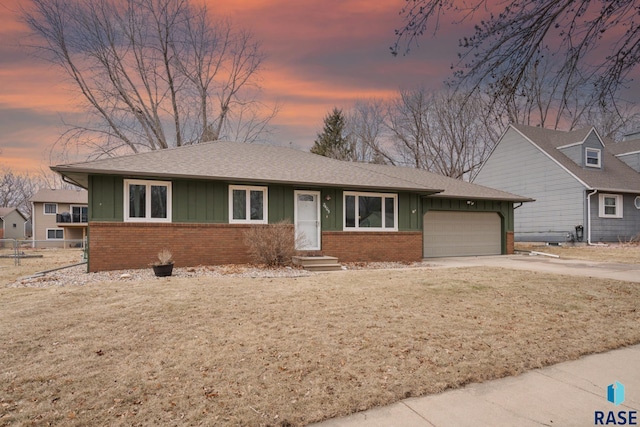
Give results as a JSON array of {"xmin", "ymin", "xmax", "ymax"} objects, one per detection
[
  {"xmin": 51, "ymin": 166, "xmax": 444, "ymax": 194},
  {"xmin": 425, "ymin": 194, "xmax": 534, "ymax": 202}
]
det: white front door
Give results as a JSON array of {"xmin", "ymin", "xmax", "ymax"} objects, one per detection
[{"xmin": 294, "ymin": 190, "xmax": 321, "ymax": 250}]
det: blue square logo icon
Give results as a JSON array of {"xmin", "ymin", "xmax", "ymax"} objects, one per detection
[{"xmin": 607, "ymin": 381, "xmax": 625, "ymax": 406}]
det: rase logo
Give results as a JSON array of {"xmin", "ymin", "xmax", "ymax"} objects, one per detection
[
  {"xmin": 595, "ymin": 381, "xmax": 637, "ymax": 425},
  {"xmin": 609, "ymin": 382, "xmax": 626, "ymax": 406}
]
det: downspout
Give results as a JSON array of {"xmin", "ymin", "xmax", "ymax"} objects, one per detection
[
  {"xmin": 586, "ymin": 189, "xmax": 598, "ymax": 245},
  {"xmin": 31, "ymin": 201, "xmax": 36, "ymax": 249}
]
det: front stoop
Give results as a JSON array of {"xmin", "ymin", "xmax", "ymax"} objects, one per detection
[{"xmin": 292, "ymin": 255, "xmax": 342, "ymax": 272}]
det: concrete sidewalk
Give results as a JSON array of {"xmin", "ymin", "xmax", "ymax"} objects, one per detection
[{"xmin": 310, "ymin": 344, "xmax": 640, "ymax": 426}]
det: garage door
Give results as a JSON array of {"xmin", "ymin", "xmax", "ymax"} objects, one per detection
[{"xmin": 423, "ymin": 211, "xmax": 502, "ymax": 257}]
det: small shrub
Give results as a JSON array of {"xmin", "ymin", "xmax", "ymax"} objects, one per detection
[{"xmin": 243, "ymin": 221, "xmax": 302, "ymax": 266}]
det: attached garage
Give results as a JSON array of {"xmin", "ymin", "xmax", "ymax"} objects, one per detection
[{"xmin": 423, "ymin": 211, "xmax": 502, "ymax": 257}]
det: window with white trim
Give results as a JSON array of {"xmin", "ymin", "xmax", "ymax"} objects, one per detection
[
  {"xmin": 124, "ymin": 179, "xmax": 171, "ymax": 222},
  {"xmin": 229, "ymin": 185, "xmax": 267, "ymax": 224},
  {"xmin": 599, "ymin": 194, "xmax": 623, "ymax": 218},
  {"xmin": 46, "ymin": 228, "xmax": 64, "ymax": 240},
  {"xmin": 344, "ymin": 192, "xmax": 397, "ymax": 231},
  {"xmin": 44, "ymin": 203, "xmax": 57, "ymax": 215},
  {"xmin": 71, "ymin": 205, "xmax": 88, "ymax": 223},
  {"xmin": 635, "ymin": 196, "xmax": 640, "ymax": 210},
  {"xmin": 585, "ymin": 148, "xmax": 601, "ymax": 168}
]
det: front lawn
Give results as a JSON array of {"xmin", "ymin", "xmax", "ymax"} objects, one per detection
[{"xmin": 1, "ymin": 267, "xmax": 639, "ymax": 426}]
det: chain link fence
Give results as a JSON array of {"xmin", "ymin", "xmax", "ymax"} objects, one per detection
[{"xmin": 0, "ymin": 238, "xmax": 87, "ymax": 269}]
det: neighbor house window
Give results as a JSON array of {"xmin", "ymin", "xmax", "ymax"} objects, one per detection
[
  {"xmin": 44, "ymin": 203, "xmax": 57, "ymax": 215},
  {"xmin": 71, "ymin": 205, "xmax": 88, "ymax": 223},
  {"xmin": 635, "ymin": 196, "xmax": 640, "ymax": 210},
  {"xmin": 124, "ymin": 179, "xmax": 171, "ymax": 222},
  {"xmin": 585, "ymin": 148, "xmax": 601, "ymax": 168},
  {"xmin": 46, "ymin": 228, "xmax": 64, "ymax": 240},
  {"xmin": 344, "ymin": 192, "xmax": 397, "ymax": 231},
  {"xmin": 229, "ymin": 185, "xmax": 267, "ymax": 224},
  {"xmin": 599, "ymin": 194, "xmax": 623, "ymax": 218}
]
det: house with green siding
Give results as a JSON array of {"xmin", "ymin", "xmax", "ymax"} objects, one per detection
[{"xmin": 51, "ymin": 142, "xmax": 531, "ymax": 272}]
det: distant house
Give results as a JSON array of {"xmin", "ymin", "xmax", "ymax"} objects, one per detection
[
  {"xmin": 0, "ymin": 207, "xmax": 28, "ymax": 240},
  {"xmin": 30, "ymin": 189, "xmax": 88, "ymax": 247},
  {"xmin": 51, "ymin": 141, "xmax": 530, "ymax": 272},
  {"xmin": 474, "ymin": 124, "xmax": 640, "ymax": 243}
]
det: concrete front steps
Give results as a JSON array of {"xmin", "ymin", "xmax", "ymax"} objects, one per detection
[{"xmin": 292, "ymin": 255, "xmax": 342, "ymax": 272}]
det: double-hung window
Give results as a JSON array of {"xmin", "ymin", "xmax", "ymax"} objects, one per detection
[
  {"xmin": 585, "ymin": 148, "xmax": 601, "ymax": 168},
  {"xmin": 599, "ymin": 194, "xmax": 623, "ymax": 218},
  {"xmin": 46, "ymin": 228, "xmax": 64, "ymax": 240},
  {"xmin": 124, "ymin": 179, "xmax": 171, "ymax": 222},
  {"xmin": 344, "ymin": 192, "xmax": 397, "ymax": 231},
  {"xmin": 44, "ymin": 203, "xmax": 57, "ymax": 215},
  {"xmin": 229, "ymin": 185, "xmax": 267, "ymax": 224}
]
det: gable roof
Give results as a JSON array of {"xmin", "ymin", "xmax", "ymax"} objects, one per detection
[
  {"xmin": 51, "ymin": 141, "xmax": 530, "ymax": 201},
  {"xmin": 511, "ymin": 124, "xmax": 640, "ymax": 193},
  {"xmin": 0, "ymin": 207, "xmax": 27, "ymax": 221},
  {"xmin": 30, "ymin": 189, "xmax": 88, "ymax": 204}
]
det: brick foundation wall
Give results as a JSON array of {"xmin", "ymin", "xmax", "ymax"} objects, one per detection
[
  {"xmin": 506, "ymin": 231, "xmax": 514, "ymax": 255},
  {"xmin": 321, "ymin": 231, "xmax": 423, "ymax": 263},
  {"xmin": 89, "ymin": 222, "xmax": 507, "ymax": 271},
  {"xmin": 89, "ymin": 222, "xmax": 257, "ymax": 272}
]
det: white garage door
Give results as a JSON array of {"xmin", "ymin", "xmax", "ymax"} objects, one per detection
[{"xmin": 423, "ymin": 211, "xmax": 502, "ymax": 257}]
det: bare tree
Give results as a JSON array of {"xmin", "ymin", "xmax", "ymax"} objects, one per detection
[
  {"xmin": 486, "ymin": 55, "xmax": 603, "ymax": 130},
  {"xmin": 577, "ymin": 102, "xmax": 640, "ymax": 140},
  {"xmin": 392, "ymin": 0, "xmax": 639, "ymax": 118},
  {"xmin": 387, "ymin": 88, "xmax": 500, "ymax": 180},
  {"xmin": 386, "ymin": 88, "xmax": 431, "ymax": 169},
  {"xmin": 0, "ymin": 168, "xmax": 39, "ymax": 217},
  {"xmin": 23, "ymin": 0, "xmax": 276, "ymax": 158},
  {"xmin": 344, "ymin": 99, "xmax": 394, "ymax": 164}
]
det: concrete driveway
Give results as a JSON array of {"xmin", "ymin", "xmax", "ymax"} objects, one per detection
[{"xmin": 426, "ymin": 254, "xmax": 640, "ymax": 283}]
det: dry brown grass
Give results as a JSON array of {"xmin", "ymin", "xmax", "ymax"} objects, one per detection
[
  {"xmin": 1, "ymin": 267, "xmax": 639, "ymax": 426},
  {"xmin": 516, "ymin": 242, "xmax": 640, "ymax": 263},
  {"xmin": 0, "ymin": 248, "xmax": 84, "ymax": 285}
]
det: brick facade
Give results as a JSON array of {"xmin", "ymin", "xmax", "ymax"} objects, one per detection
[
  {"xmin": 506, "ymin": 231, "xmax": 514, "ymax": 255},
  {"xmin": 89, "ymin": 222, "xmax": 425, "ymax": 271},
  {"xmin": 89, "ymin": 222, "xmax": 256, "ymax": 272},
  {"xmin": 89, "ymin": 222, "xmax": 507, "ymax": 271},
  {"xmin": 321, "ymin": 231, "xmax": 423, "ymax": 263}
]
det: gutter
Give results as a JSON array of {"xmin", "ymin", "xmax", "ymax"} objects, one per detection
[{"xmin": 585, "ymin": 189, "xmax": 606, "ymax": 246}]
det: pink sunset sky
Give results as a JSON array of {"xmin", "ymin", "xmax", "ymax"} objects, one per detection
[
  {"xmin": 0, "ymin": 0, "xmax": 468, "ymax": 173},
  {"xmin": 0, "ymin": 0, "xmax": 638, "ymax": 174}
]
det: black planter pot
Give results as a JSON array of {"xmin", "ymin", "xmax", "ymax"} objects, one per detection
[{"xmin": 152, "ymin": 263, "xmax": 174, "ymax": 277}]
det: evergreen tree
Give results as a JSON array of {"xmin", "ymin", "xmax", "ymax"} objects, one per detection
[{"xmin": 311, "ymin": 108, "xmax": 351, "ymax": 160}]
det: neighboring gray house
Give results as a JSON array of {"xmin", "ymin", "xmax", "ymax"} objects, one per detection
[
  {"xmin": 0, "ymin": 207, "xmax": 28, "ymax": 240},
  {"xmin": 474, "ymin": 124, "xmax": 640, "ymax": 243}
]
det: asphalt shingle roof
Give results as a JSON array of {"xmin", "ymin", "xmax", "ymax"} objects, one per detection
[
  {"xmin": 0, "ymin": 207, "xmax": 19, "ymax": 217},
  {"xmin": 52, "ymin": 141, "xmax": 531, "ymax": 201},
  {"xmin": 30, "ymin": 189, "xmax": 88, "ymax": 204},
  {"xmin": 512, "ymin": 124, "xmax": 640, "ymax": 193},
  {"xmin": 605, "ymin": 138, "xmax": 640, "ymax": 156}
]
